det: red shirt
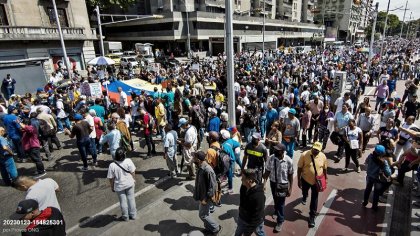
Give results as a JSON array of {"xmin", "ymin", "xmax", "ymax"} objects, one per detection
[
  {"xmin": 143, "ymin": 113, "xmax": 152, "ymax": 136},
  {"xmin": 22, "ymin": 125, "xmax": 41, "ymax": 151}
]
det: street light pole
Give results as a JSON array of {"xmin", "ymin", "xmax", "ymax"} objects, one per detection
[
  {"xmin": 95, "ymin": 5, "xmax": 105, "ymax": 57},
  {"xmin": 379, "ymin": 0, "xmax": 391, "ymax": 58},
  {"xmin": 406, "ymin": 12, "xmax": 412, "ymax": 39},
  {"xmin": 367, "ymin": 2, "xmax": 378, "ymax": 71},
  {"xmin": 52, "ymin": 0, "xmax": 71, "ymax": 73},
  {"xmin": 186, "ymin": 11, "xmax": 191, "ymax": 59},
  {"xmin": 225, "ymin": 0, "xmax": 235, "ymax": 126},
  {"xmin": 262, "ymin": 0, "xmax": 265, "ymax": 57}
]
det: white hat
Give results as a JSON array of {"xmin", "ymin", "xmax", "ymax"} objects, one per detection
[{"xmin": 220, "ymin": 129, "xmax": 231, "ymax": 140}]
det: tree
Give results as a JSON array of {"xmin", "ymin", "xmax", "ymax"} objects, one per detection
[
  {"xmin": 85, "ymin": 0, "xmax": 137, "ymax": 13},
  {"xmin": 365, "ymin": 11, "xmax": 401, "ymax": 39}
]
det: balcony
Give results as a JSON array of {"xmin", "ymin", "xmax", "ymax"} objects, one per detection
[{"xmin": 0, "ymin": 26, "xmax": 98, "ymax": 41}]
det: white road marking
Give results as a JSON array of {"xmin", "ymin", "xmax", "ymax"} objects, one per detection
[
  {"xmin": 66, "ymin": 175, "xmax": 171, "ymax": 234},
  {"xmin": 306, "ymin": 188, "xmax": 338, "ymax": 236}
]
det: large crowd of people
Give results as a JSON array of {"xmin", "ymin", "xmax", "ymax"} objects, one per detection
[{"xmin": 1, "ymin": 37, "xmax": 420, "ymax": 235}]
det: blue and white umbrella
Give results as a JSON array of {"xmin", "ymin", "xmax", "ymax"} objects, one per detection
[{"xmin": 88, "ymin": 56, "xmax": 115, "ymax": 66}]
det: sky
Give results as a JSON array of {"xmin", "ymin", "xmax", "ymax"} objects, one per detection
[{"xmin": 375, "ymin": 0, "xmax": 420, "ymax": 21}]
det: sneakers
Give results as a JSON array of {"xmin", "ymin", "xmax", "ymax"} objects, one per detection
[
  {"xmin": 92, "ymin": 161, "xmax": 98, "ymax": 167},
  {"xmin": 274, "ymin": 222, "xmax": 283, "ymax": 232},
  {"xmin": 209, "ymin": 205, "xmax": 215, "ymax": 214},
  {"xmin": 301, "ymin": 198, "xmax": 307, "ymax": 205},
  {"xmin": 343, "ymin": 168, "xmax": 348, "ymax": 172},
  {"xmin": 116, "ymin": 216, "xmax": 128, "ymax": 222},
  {"xmin": 356, "ymin": 167, "xmax": 361, "ymax": 173},
  {"xmin": 80, "ymin": 167, "xmax": 89, "ymax": 171},
  {"xmin": 362, "ymin": 201, "xmax": 368, "ymax": 207},
  {"xmin": 227, "ymin": 189, "xmax": 234, "ymax": 195},
  {"xmin": 308, "ymin": 216, "xmax": 315, "ymax": 228}
]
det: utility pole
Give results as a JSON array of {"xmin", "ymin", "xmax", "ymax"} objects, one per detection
[
  {"xmin": 52, "ymin": 0, "xmax": 71, "ymax": 73},
  {"xmin": 405, "ymin": 12, "xmax": 412, "ymax": 39},
  {"xmin": 225, "ymin": 0, "xmax": 235, "ymax": 126},
  {"xmin": 399, "ymin": 0, "xmax": 408, "ymax": 39},
  {"xmin": 186, "ymin": 11, "xmax": 191, "ymax": 59},
  {"xmin": 262, "ymin": 0, "xmax": 265, "ymax": 57},
  {"xmin": 379, "ymin": 0, "xmax": 391, "ymax": 57},
  {"xmin": 367, "ymin": 2, "xmax": 379, "ymax": 71},
  {"xmin": 95, "ymin": 6, "xmax": 104, "ymax": 57}
]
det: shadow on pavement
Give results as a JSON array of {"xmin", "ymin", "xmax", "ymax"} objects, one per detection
[
  {"xmin": 219, "ymin": 208, "xmax": 238, "ymax": 222},
  {"xmin": 78, "ymin": 214, "xmax": 117, "ymax": 228},
  {"xmin": 144, "ymin": 219, "xmax": 202, "ymax": 235},
  {"xmin": 163, "ymin": 196, "xmax": 197, "ymax": 211}
]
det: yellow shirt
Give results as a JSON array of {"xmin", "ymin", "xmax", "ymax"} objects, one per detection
[
  {"xmin": 155, "ymin": 103, "xmax": 166, "ymax": 126},
  {"xmin": 298, "ymin": 150, "xmax": 327, "ymax": 185},
  {"xmin": 206, "ymin": 142, "xmax": 220, "ymax": 169},
  {"xmin": 215, "ymin": 93, "xmax": 224, "ymax": 103}
]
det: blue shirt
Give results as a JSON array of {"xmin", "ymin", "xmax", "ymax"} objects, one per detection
[
  {"xmin": 208, "ymin": 117, "xmax": 221, "ymax": 132},
  {"xmin": 335, "ymin": 111, "xmax": 353, "ymax": 129},
  {"xmin": 222, "ymin": 139, "xmax": 241, "ymax": 161},
  {"xmin": 266, "ymin": 109, "xmax": 278, "ymax": 126},
  {"xmin": 3, "ymin": 114, "xmax": 21, "ymax": 139},
  {"xmin": 99, "ymin": 130, "xmax": 121, "ymax": 158},
  {"xmin": 366, "ymin": 153, "xmax": 392, "ymax": 180}
]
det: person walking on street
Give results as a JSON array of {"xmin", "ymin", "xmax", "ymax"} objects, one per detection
[
  {"xmin": 19, "ymin": 118, "xmax": 46, "ymax": 178},
  {"xmin": 193, "ymin": 151, "xmax": 222, "ymax": 235},
  {"xmin": 263, "ymin": 143, "xmax": 294, "ymax": 232},
  {"xmin": 334, "ymin": 104, "xmax": 353, "ymax": 161},
  {"xmin": 297, "ymin": 142, "xmax": 328, "ymax": 228},
  {"xmin": 0, "ymin": 126, "xmax": 18, "ymax": 186},
  {"xmin": 4, "ymin": 106, "xmax": 25, "ymax": 162},
  {"xmin": 318, "ymin": 105, "xmax": 335, "ymax": 151},
  {"xmin": 235, "ymin": 169, "xmax": 266, "ymax": 236},
  {"xmin": 178, "ymin": 118, "xmax": 198, "ymax": 180},
  {"xmin": 163, "ymin": 123, "xmax": 179, "ymax": 178},
  {"xmin": 281, "ymin": 108, "xmax": 300, "ymax": 158},
  {"xmin": 99, "ymin": 122, "xmax": 121, "ymax": 160},
  {"xmin": 374, "ymin": 80, "xmax": 389, "ymax": 111},
  {"xmin": 357, "ymin": 107, "xmax": 375, "ymax": 153},
  {"xmin": 139, "ymin": 108, "xmax": 156, "ymax": 158},
  {"xmin": 242, "ymin": 133, "xmax": 268, "ymax": 184},
  {"xmin": 363, "ymin": 145, "xmax": 392, "ymax": 210},
  {"xmin": 343, "ymin": 119, "xmax": 362, "ymax": 173}
]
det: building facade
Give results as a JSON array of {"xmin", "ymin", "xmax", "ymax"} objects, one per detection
[
  {"xmin": 315, "ymin": 0, "xmax": 372, "ymax": 41},
  {"xmin": 102, "ymin": 0, "xmax": 323, "ymax": 56},
  {"xmin": 0, "ymin": 0, "xmax": 96, "ymax": 91}
]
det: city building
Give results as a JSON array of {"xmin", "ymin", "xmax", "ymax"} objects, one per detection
[
  {"xmin": 0, "ymin": 0, "xmax": 96, "ymax": 93},
  {"xmin": 314, "ymin": 0, "xmax": 372, "ymax": 42},
  {"xmin": 101, "ymin": 0, "xmax": 323, "ymax": 56}
]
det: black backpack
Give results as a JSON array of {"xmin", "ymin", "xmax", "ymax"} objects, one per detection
[
  {"xmin": 210, "ymin": 145, "xmax": 231, "ymax": 176},
  {"xmin": 38, "ymin": 119, "xmax": 55, "ymax": 136}
]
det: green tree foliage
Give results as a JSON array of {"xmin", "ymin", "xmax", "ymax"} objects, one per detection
[
  {"xmin": 86, "ymin": 0, "xmax": 137, "ymax": 13},
  {"xmin": 365, "ymin": 11, "xmax": 402, "ymax": 39}
]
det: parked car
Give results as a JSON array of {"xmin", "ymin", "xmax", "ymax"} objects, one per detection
[
  {"xmin": 139, "ymin": 54, "xmax": 155, "ymax": 65},
  {"xmin": 106, "ymin": 54, "xmax": 121, "ymax": 66},
  {"xmin": 123, "ymin": 51, "xmax": 137, "ymax": 57},
  {"xmin": 120, "ymin": 57, "xmax": 138, "ymax": 68}
]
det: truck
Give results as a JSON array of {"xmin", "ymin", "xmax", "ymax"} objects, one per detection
[
  {"xmin": 135, "ymin": 43, "xmax": 154, "ymax": 57},
  {"xmin": 104, "ymin": 41, "xmax": 123, "ymax": 55}
]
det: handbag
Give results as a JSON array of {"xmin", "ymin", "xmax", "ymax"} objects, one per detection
[
  {"xmin": 274, "ymin": 159, "xmax": 289, "ymax": 197},
  {"xmin": 310, "ymin": 154, "xmax": 327, "ymax": 192}
]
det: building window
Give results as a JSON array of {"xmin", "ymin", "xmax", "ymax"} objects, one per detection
[
  {"xmin": 47, "ymin": 7, "xmax": 69, "ymax": 27},
  {"xmin": 0, "ymin": 4, "xmax": 8, "ymax": 26}
]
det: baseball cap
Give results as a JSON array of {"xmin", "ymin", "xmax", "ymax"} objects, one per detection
[
  {"xmin": 374, "ymin": 145, "xmax": 386, "ymax": 155},
  {"xmin": 36, "ymin": 88, "xmax": 43, "ymax": 92},
  {"xmin": 178, "ymin": 118, "xmax": 188, "ymax": 128},
  {"xmin": 252, "ymin": 132, "xmax": 261, "ymax": 139},
  {"xmin": 74, "ymin": 113, "xmax": 83, "ymax": 120},
  {"xmin": 273, "ymin": 143, "xmax": 286, "ymax": 151},
  {"xmin": 288, "ymin": 108, "xmax": 297, "ymax": 115},
  {"xmin": 10, "ymin": 199, "xmax": 38, "ymax": 220},
  {"xmin": 312, "ymin": 142, "xmax": 323, "ymax": 151},
  {"xmin": 7, "ymin": 105, "xmax": 17, "ymax": 114}
]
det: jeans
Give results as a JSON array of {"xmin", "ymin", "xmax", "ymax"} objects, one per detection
[
  {"xmin": 95, "ymin": 138, "xmax": 103, "ymax": 154},
  {"xmin": 244, "ymin": 127, "xmax": 256, "ymax": 144},
  {"xmin": 361, "ymin": 131, "xmax": 371, "ymax": 151},
  {"xmin": 77, "ymin": 137, "xmax": 95, "ymax": 168},
  {"xmin": 57, "ymin": 117, "xmax": 71, "ymax": 131},
  {"xmin": 318, "ymin": 125, "xmax": 330, "ymax": 151},
  {"xmin": 375, "ymin": 97, "xmax": 386, "ymax": 111},
  {"xmin": 282, "ymin": 138, "xmax": 295, "ymax": 158},
  {"xmin": 131, "ymin": 115, "xmax": 140, "ymax": 132},
  {"xmin": 26, "ymin": 148, "xmax": 45, "ymax": 173},
  {"xmin": 166, "ymin": 155, "xmax": 178, "ymax": 176},
  {"xmin": 270, "ymin": 181, "xmax": 286, "ymax": 223},
  {"xmin": 40, "ymin": 136, "xmax": 51, "ymax": 159},
  {"xmin": 158, "ymin": 125, "xmax": 166, "ymax": 142},
  {"xmin": 0, "ymin": 155, "xmax": 18, "ymax": 185},
  {"xmin": 199, "ymin": 202, "xmax": 219, "ymax": 233},
  {"xmin": 11, "ymin": 137, "xmax": 25, "ymax": 160},
  {"xmin": 89, "ymin": 138, "xmax": 98, "ymax": 159},
  {"xmin": 308, "ymin": 114, "xmax": 319, "ymax": 142},
  {"xmin": 363, "ymin": 176, "xmax": 391, "ymax": 208},
  {"xmin": 301, "ymin": 178, "xmax": 319, "ymax": 217},
  {"xmin": 234, "ymin": 216, "xmax": 265, "ymax": 236},
  {"xmin": 198, "ymin": 128, "xmax": 205, "ymax": 149},
  {"xmin": 5, "ymin": 88, "xmax": 14, "ymax": 100},
  {"xmin": 234, "ymin": 152, "xmax": 243, "ymax": 170},
  {"xmin": 116, "ymin": 185, "xmax": 137, "ymax": 219},
  {"xmin": 227, "ymin": 160, "xmax": 235, "ymax": 190}
]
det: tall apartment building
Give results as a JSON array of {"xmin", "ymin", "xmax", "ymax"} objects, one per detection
[
  {"xmin": 315, "ymin": 0, "xmax": 372, "ymax": 41},
  {"xmin": 103, "ymin": 0, "xmax": 323, "ymax": 55},
  {"xmin": 0, "ymin": 0, "xmax": 96, "ymax": 93}
]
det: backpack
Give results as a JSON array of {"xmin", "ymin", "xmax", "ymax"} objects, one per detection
[
  {"xmin": 119, "ymin": 130, "xmax": 132, "ymax": 152},
  {"xmin": 38, "ymin": 119, "xmax": 55, "ymax": 136},
  {"xmin": 193, "ymin": 106, "xmax": 206, "ymax": 128},
  {"xmin": 210, "ymin": 145, "xmax": 231, "ymax": 176}
]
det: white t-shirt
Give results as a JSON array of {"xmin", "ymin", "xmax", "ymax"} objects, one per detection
[
  {"xmin": 334, "ymin": 97, "xmax": 353, "ymax": 113},
  {"xmin": 26, "ymin": 178, "xmax": 60, "ymax": 211},
  {"xmin": 107, "ymin": 158, "xmax": 136, "ymax": 192},
  {"xmin": 346, "ymin": 127, "xmax": 362, "ymax": 149},
  {"xmin": 279, "ymin": 107, "xmax": 290, "ymax": 120},
  {"xmin": 85, "ymin": 115, "xmax": 96, "ymax": 139},
  {"xmin": 233, "ymin": 82, "xmax": 240, "ymax": 92},
  {"xmin": 399, "ymin": 123, "xmax": 418, "ymax": 140},
  {"xmin": 119, "ymin": 91, "xmax": 128, "ymax": 107},
  {"xmin": 184, "ymin": 125, "xmax": 198, "ymax": 148},
  {"xmin": 130, "ymin": 101, "xmax": 139, "ymax": 117}
]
